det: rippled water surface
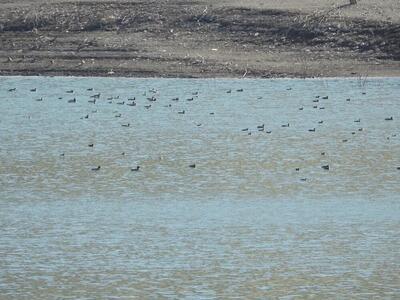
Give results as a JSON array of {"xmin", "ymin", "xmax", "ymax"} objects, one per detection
[{"xmin": 0, "ymin": 76, "xmax": 399, "ymax": 298}]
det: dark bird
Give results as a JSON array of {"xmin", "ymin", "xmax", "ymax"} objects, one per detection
[
  {"xmin": 115, "ymin": 113, "xmax": 122, "ymax": 118},
  {"xmin": 128, "ymin": 97, "xmax": 136, "ymax": 101},
  {"xmin": 242, "ymin": 128, "xmax": 249, "ymax": 131},
  {"xmin": 300, "ymin": 178, "xmax": 307, "ymax": 181},
  {"xmin": 319, "ymin": 107, "xmax": 325, "ymax": 110},
  {"xmin": 117, "ymin": 101, "xmax": 125, "ymax": 105},
  {"xmin": 318, "ymin": 120, "xmax": 323, "ymax": 124},
  {"xmin": 281, "ymin": 123, "xmax": 289, "ymax": 127},
  {"xmin": 88, "ymin": 143, "xmax": 94, "ymax": 147},
  {"xmin": 87, "ymin": 88, "xmax": 93, "ymax": 91},
  {"xmin": 322, "ymin": 96, "xmax": 328, "ymax": 99},
  {"xmin": 144, "ymin": 105, "xmax": 152, "ymax": 109},
  {"xmin": 299, "ymin": 107, "xmax": 304, "ymax": 110},
  {"xmin": 186, "ymin": 97, "xmax": 194, "ymax": 101},
  {"xmin": 266, "ymin": 131, "xmax": 272, "ymax": 134},
  {"xmin": 257, "ymin": 124, "xmax": 264, "ymax": 129},
  {"xmin": 354, "ymin": 119, "xmax": 361, "ymax": 123},
  {"xmin": 172, "ymin": 97, "xmax": 179, "ymax": 101},
  {"xmin": 295, "ymin": 168, "xmax": 300, "ymax": 171},
  {"xmin": 236, "ymin": 88, "xmax": 243, "ymax": 92},
  {"xmin": 226, "ymin": 90, "xmax": 231, "ymax": 93},
  {"xmin": 8, "ymin": 88, "xmax": 16, "ymax": 92},
  {"xmin": 342, "ymin": 139, "xmax": 348, "ymax": 142},
  {"xmin": 127, "ymin": 102, "xmax": 136, "ymax": 106},
  {"xmin": 358, "ymin": 128, "xmax": 363, "ymax": 131},
  {"xmin": 68, "ymin": 98, "xmax": 76, "ymax": 103},
  {"xmin": 192, "ymin": 92, "xmax": 199, "ymax": 95},
  {"xmin": 178, "ymin": 110, "xmax": 185, "ymax": 114},
  {"xmin": 385, "ymin": 117, "xmax": 393, "ymax": 121},
  {"xmin": 131, "ymin": 166, "xmax": 140, "ymax": 171},
  {"xmin": 91, "ymin": 166, "xmax": 101, "ymax": 171},
  {"xmin": 36, "ymin": 97, "xmax": 43, "ymax": 101},
  {"xmin": 30, "ymin": 88, "xmax": 36, "ymax": 92},
  {"xmin": 66, "ymin": 90, "xmax": 73, "ymax": 93},
  {"xmin": 189, "ymin": 164, "xmax": 196, "ymax": 168},
  {"xmin": 313, "ymin": 99, "xmax": 319, "ymax": 103},
  {"xmin": 346, "ymin": 98, "xmax": 351, "ymax": 101},
  {"xmin": 121, "ymin": 123, "xmax": 130, "ymax": 127},
  {"xmin": 308, "ymin": 128, "xmax": 315, "ymax": 132},
  {"xmin": 321, "ymin": 152, "xmax": 326, "ymax": 156},
  {"xmin": 90, "ymin": 93, "xmax": 100, "ymax": 98},
  {"xmin": 88, "ymin": 99, "xmax": 96, "ymax": 104},
  {"xmin": 321, "ymin": 165, "xmax": 330, "ymax": 170}
]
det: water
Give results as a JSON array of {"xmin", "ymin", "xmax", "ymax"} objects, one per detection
[{"xmin": 0, "ymin": 76, "xmax": 399, "ymax": 298}]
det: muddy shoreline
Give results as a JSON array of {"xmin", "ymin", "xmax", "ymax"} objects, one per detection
[{"xmin": 1, "ymin": 0, "xmax": 400, "ymax": 78}]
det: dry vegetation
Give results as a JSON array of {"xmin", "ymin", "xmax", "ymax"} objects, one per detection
[{"xmin": 0, "ymin": 0, "xmax": 399, "ymax": 77}]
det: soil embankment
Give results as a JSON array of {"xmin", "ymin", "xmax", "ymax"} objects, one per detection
[{"xmin": 1, "ymin": 0, "xmax": 399, "ymax": 77}]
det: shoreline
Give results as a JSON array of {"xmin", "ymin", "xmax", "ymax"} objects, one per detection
[{"xmin": 1, "ymin": 0, "xmax": 400, "ymax": 78}]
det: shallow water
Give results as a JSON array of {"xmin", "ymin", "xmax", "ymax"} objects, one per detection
[{"xmin": 0, "ymin": 76, "xmax": 399, "ymax": 298}]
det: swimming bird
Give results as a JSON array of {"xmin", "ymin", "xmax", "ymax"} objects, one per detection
[
  {"xmin": 178, "ymin": 110, "xmax": 185, "ymax": 114},
  {"xmin": 242, "ymin": 128, "xmax": 249, "ymax": 131},
  {"xmin": 295, "ymin": 168, "xmax": 300, "ymax": 171},
  {"xmin": 189, "ymin": 164, "xmax": 196, "ymax": 168},
  {"xmin": 115, "ymin": 113, "xmax": 122, "ymax": 118},
  {"xmin": 127, "ymin": 102, "xmax": 136, "ymax": 106},
  {"xmin": 186, "ymin": 97, "xmax": 194, "ymax": 101},
  {"xmin": 121, "ymin": 123, "xmax": 130, "ymax": 127},
  {"xmin": 88, "ymin": 99, "xmax": 96, "ymax": 104},
  {"xmin": 308, "ymin": 128, "xmax": 315, "ymax": 132},
  {"xmin": 192, "ymin": 91, "xmax": 199, "ymax": 95},
  {"xmin": 144, "ymin": 105, "xmax": 152, "ymax": 109},
  {"xmin": 131, "ymin": 166, "xmax": 140, "ymax": 171},
  {"xmin": 318, "ymin": 120, "xmax": 323, "ymax": 124},
  {"xmin": 346, "ymin": 98, "xmax": 351, "ymax": 101},
  {"xmin": 66, "ymin": 90, "xmax": 74, "ymax": 93},
  {"xmin": 281, "ymin": 123, "xmax": 289, "ymax": 127},
  {"xmin": 385, "ymin": 117, "xmax": 393, "ymax": 121},
  {"xmin": 321, "ymin": 152, "xmax": 326, "ymax": 156},
  {"xmin": 68, "ymin": 98, "xmax": 76, "ymax": 103},
  {"xmin": 8, "ymin": 88, "xmax": 16, "ymax": 92},
  {"xmin": 91, "ymin": 166, "xmax": 101, "ymax": 171},
  {"xmin": 236, "ymin": 88, "xmax": 243, "ymax": 92},
  {"xmin": 321, "ymin": 165, "xmax": 330, "ymax": 170},
  {"xmin": 313, "ymin": 99, "xmax": 319, "ymax": 103},
  {"xmin": 319, "ymin": 107, "xmax": 325, "ymax": 110},
  {"xmin": 354, "ymin": 119, "xmax": 361, "ymax": 123},
  {"xmin": 172, "ymin": 97, "xmax": 179, "ymax": 101},
  {"xmin": 88, "ymin": 143, "xmax": 94, "ymax": 147},
  {"xmin": 299, "ymin": 107, "xmax": 304, "ymax": 110},
  {"xmin": 30, "ymin": 88, "xmax": 36, "ymax": 92},
  {"xmin": 128, "ymin": 97, "xmax": 136, "ymax": 101},
  {"xmin": 87, "ymin": 88, "xmax": 93, "ymax": 91},
  {"xmin": 226, "ymin": 90, "xmax": 231, "ymax": 93},
  {"xmin": 266, "ymin": 131, "xmax": 272, "ymax": 134},
  {"xmin": 117, "ymin": 101, "xmax": 125, "ymax": 105},
  {"xmin": 322, "ymin": 96, "xmax": 328, "ymax": 99},
  {"xmin": 36, "ymin": 97, "xmax": 43, "ymax": 101},
  {"xmin": 257, "ymin": 124, "xmax": 264, "ymax": 129},
  {"xmin": 90, "ymin": 93, "xmax": 100, "ymax": 98}
]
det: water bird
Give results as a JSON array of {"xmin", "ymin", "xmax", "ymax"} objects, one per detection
[
  {"xmin": 236, "ymin": 88, "xmax": 244, "ymax": 92},
  {"xmin": 397, "ymin": 167, "xmax": 400, "ymax": 170},
  {"xmin": 299, "ymin": 107, "xmax": 304, "ymax": 110},
  {"xmin": 322, "ymin": 96, "xmax": 328, "ymax": 99},
  {"xmin": 210, "ymin": 112, "xmax": 214, "ymax": 115},
  {"xmin": 342, "ymin": 139, "xmax": 348, "ymax": 142},
  {"xmin": 189, "ymin": 164, "xmax": 196, "ymax": 168},
  {"xmin": 315, "ymin": 96, "xmax": 320, "ymax": 98},
  {"xmin": 36, "ymin": 97, "xmax": 43, "ymax": 101},
  {"xmin": 358, "ymin": 128, "xmax": 363, "ymax": 131},
  {"xmin": 90, "ymin": 93, "xmax": 100, "ymax": 98},
  {"xmin": 300, "ymin": 178, "xmax": 307, "ymax": 181},
  {"xmin": 117, "ymin": 101, "xmax": 125, "ymax": 105},
  {"xmin": 385, "ymin": 117, "xmax": 393, "ymax": 121},
  {"xmin": 127, "ymin": 102, "xmax": 136, "ymax": 106},
  {"xmin": 91, "ymin": 166, "xmax": 101, "ymax": 171},
  {"xmin": 308, "ymin": 128, "xmax": 315, "ymax": 132},
  {"xmin": 192, "ymin": 92, "xmax": 198, "ymax": 95},
  {"xmin": 144, "ymin": 105, "xmax": 152, "ymax": 109},
  {"xmin": 362, "ymin": 92, "xmax": 366, "ymax": 95},
  {"xmin": 226, "ymin": 90, "xmax": 231, "ymax": 93},
  {"xmin": 8, "ymin": 88, "xmax": 16, "ymax": 92},
  {"xmin": 60, "ymin": 153, "xmax": 65, "ymax": 157},
  {"xmin": 257, "ymin": 124, "xmax": 264, "ymax": 129},
  {"xmin": 313, "ymin": 105, "xmax": 318, "ymax": 109},
  {"xmin": 321, "ymin": 152, "xmax": 326, "ymax": 155},
  {"xmin": 281, "ymin": 123, "xmax": 289, "ymax": 127},
  {"xmin": 178, "ymin": 110, "xmax": 185, "ymax": 114},
  {"xmin": 88, "ymin": 143, "xmax": 94, "ymax": 147},
  {"xmin": 351, "ymin": 132, "xmax": 356, "ymax": 135},
  {"xmin": 131, "ymin": 166, "xmax": 140, "ymax": 171},
  {"xmin": 354, "ymin": 119, "xmax": 361, "ymax": 123},
  {"xmin": 313, "ymin": 99, "xmax": 319, "ymax": 103},
  {"xmin": 66, "ymin": 90, "xmax": 74, "ymax": 93},
  {"xmin": 172, "ymin": 97, "xmax": 179, "ymax": 101},
  {"xmin": 186, "ymin": 97, "xmax": 194, "ymax": 101},
  {"xmin": 295, "ymin": 168, "xmax": 300, "ymax": 171},
  {"xmin": 115, "ymin": 113, "xmax": 122, "ymax": 118},
  {"xmin": 88, "ymin": 99, "xmax": 96, "ymax": 104},
  {"xmin": 87, "ymin": 88, "xmax": 93, "ymax": 91},
  {"xmin": 287, "ymin": 88, "xmax": 292, "ymax": 91},
  {"xmin": 121, "ymin": 123, "xmax": 130, "ymax": 127},
  {"xmin": 30, "ymin": 88, "xmax": 36, "ymax": 92},
  {"xmin": 128, "ymin": 97, "xmax": 136, "ymax": 101},
  {"xmin": 242, "ymin": 128, "xmax": 249, "ymax": 131},
  {"xmin": 121, "ymin": 152, "xmax": 125, "ymax": 156},
  {"xmin": 83, "ymin": 114, "xmax": 89, "ymax": 119},
  {"xmin": 319, "ymin": 107, "xmax": 325, "ymax": 110},
  {"xmin": 318, "ymin": 120, "xmax": 323, "ymax": 124},
  {"xmin": 346, "ymin": 98, "xmax": 351, "ymax": 101},
  {"xmin": 147, "ymin": 96, "xmax": 156, "ymax": 102},
  {"xmin": 196, "ymin": 123, "xmax": 202, "ymax": 127},
  {"xmin": 266, "ymin": 131, "xmax": 272, "ymax": 134},
  {"xmin": 321, "ymin": 165, "xmax": 330, "ymax": 170},
  {"xmin": 68, "ymin": 98, "xmax": 76, "ymax": 103}
]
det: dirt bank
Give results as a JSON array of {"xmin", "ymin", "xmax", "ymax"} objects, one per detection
[{"xmin": 1, "ymin": 0, "xmax": 399, "ymax": 77}]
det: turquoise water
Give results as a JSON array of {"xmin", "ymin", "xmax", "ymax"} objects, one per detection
[{"xmin": 0, "ymin": 76, "xmax": 399, "ymax": 298}]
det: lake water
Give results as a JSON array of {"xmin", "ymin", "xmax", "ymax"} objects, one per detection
[{"xmin": 0, "ymin": 76, "xmax": 399, "ymax": 298}]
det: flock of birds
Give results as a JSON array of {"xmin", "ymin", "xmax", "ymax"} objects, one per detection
[{"xmin": 6, "ymin": 83, "xmax": 400, "ymax": 182}]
